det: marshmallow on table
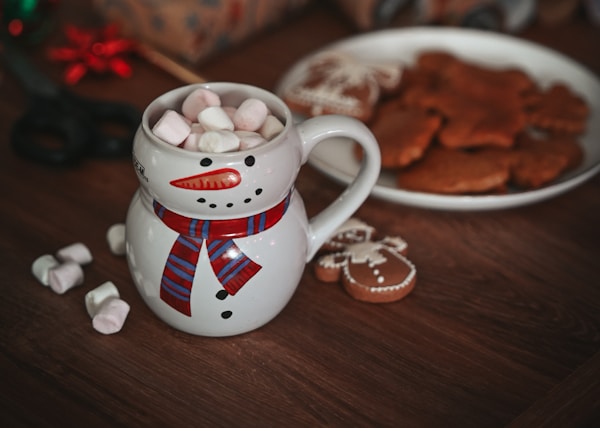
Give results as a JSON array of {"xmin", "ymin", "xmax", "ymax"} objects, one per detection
[
  {"xmin": 48, "ymin": 261, "xmax": 84, "ymax": 294},
  {"xmin": 85, "ymin": 281, "xmax": 130, "ymax": 334},
  {"xmin": 233, "ymin": 98, "xmax": 269, "ymax": 132},
  {"xmin": 106, "ymin": 223, "xmax": 126, "ymax": 256},
  {"xmin": 198, "ymin": 130, "xmax": 241, "ymax": 153},
  {"xmin": 56, "ymin": 242, "xmax": 93, "ymax": 265},
  {"xmin": 85, "ymin": 281, "xmax": 120, "ymax": 317},
  {"xmin": 93, "ymin": 298, "xmax": 130, "ymax": 335},
  {"xmin": 31, "ymin": 254, "xmax": 60, "ymax": 286},
  {"xmin": 152, "ymin": 109, "xmax": 191, "ymax": 145},
  {"xmin": 181, "ymin": 88, "xmax": 221, "ymax": 121},
  {"xmin": 197, "ymin": 106, "xmax": 235, "ymax": 131}
]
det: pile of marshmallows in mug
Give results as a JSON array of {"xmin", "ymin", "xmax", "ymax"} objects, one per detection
[{"xmin": 152, "ymin": 88, "xmax": 285, "ymax": 151}]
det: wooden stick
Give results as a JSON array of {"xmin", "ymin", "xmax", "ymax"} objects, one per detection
[{"xmin": 137, "ymin": 43, "xmax": 207, "ymax": 84}]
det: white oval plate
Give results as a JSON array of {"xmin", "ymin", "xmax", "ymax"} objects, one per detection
[{"xmin": 276, "ymin": 27, "xmax": 600, "ymax": 211}]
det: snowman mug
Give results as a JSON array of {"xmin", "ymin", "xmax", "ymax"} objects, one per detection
[{"xmin": 125, "ymin": 82, "xmax": 381, "ymax": 337}]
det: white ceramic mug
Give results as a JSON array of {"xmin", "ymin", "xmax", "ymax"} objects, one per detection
[{"xmin": 125, "ymin": 82, "xmax": 380, "ymax": 336}]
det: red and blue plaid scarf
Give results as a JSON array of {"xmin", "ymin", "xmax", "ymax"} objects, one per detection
[{"xmin": 153, "ymin": 191, "xmax": 292, "ymax": 316}]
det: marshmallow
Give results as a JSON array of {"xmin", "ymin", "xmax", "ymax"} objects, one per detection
[
  {"xmin": 85, "ymin": 281, "xmax": 120, "ymax": 318},
  {"xmin": 56, "ymin": 242, "xmax": 93, "ymax": 265},
  {"xmin": 236, "ymin": 131, "xmax": 268, "ymax": 150},
  {"xmin": 92, "ymin": 298, "xmax": 130, "ymax": 334},
  {"xmin": 222, "ymin": 105, "xmax": 237, "ymax": 120},
  {"xmin": 86, "ymin": 281, "xmax": 130, "ymax": 334},
  {"xmin": 259, "ymin": 115, "xmax": 285, "ymax": 140},
  {"xmin": 182, "ymin": 134, "xmax": 199, "ymax": 151},
  {"xmin": 233, "ymin": 98, "xmax": 269, "ymax": 131},
  {"xmin": 181, "ymin": 88, "xmax": 221, "ymax": 121},
  {"xmin": 152, "ymin": 109, "xmax": 191, "ymax": 145},
  {"xmin": 197, "ymin": 106, "xmax": 235, "ymax": 131},
  {"xmin": 48, "ymin": 261, "xmax": 84, "ymax": 294},
  {"xmin": 106, "ymin": 223, "xmax": 126, "ymax": 256},
  {"xmin": 190, "ymin": 122, "xmax": 206, "ymax": 134},
  {"xmin": 181, "ymin": 123, "xmax": 205, "ymax": 151},
  {"xmin": 31, "ymin": 254, "xmax": 60, "ymax": 286},
  {"xmin": 198, "ymin": 130, "xmax": 241, "ymax": 153}
]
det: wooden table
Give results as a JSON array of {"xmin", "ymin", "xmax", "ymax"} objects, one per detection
[{"xmin": 1, "ymin": 1, "xmax": 599, "ymax": 426}]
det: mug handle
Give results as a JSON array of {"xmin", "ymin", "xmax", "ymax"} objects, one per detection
[{"xmin": 297, "ymin": 114, "xmax": 381, "ymax": 262}]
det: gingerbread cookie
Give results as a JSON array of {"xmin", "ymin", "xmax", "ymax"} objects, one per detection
[
  {"xmin": 410, "ymin": 51, "xmax": 534, "ymax": 102},
  {"xmin": 509, "ymin": 132, "xmax": 584, "ymax": 189},
  {"xmin": 364, "ymin": 101, "xmax": 443, "ymax": 168},
  {"xmin": 396, "ymin": 146, "xmax": 512, "ymax": 194},
  {"xmin": 405, "ymin": 53, "xmax": 532, "ymax": 149},
  {"xmin": 315, "ymin": 219, "xmax": 416, "ymax": 303},
  {"xmin": 436, "ymin": 97, "xmax": 527, "ymax": 149},
  {"xmin": 523, "ymin": 83, "xmax": 589, "ymax": 135},
  {"xmin": 397, "ymin": 60, "xmax": 449, "ymax": 112},
  {"xmin": 441, "ymin": 56, "xmax": 534, "ymax": 100},
  {"xmin": 283, "ymin": 51, "xmax": 403, "ymax": 122},
  {"xmin": 415, "ymin": 51, "xmax": 459, "ymax": 73}
]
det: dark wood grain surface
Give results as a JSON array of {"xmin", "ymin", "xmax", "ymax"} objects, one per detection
[{"xmin": 1, "ymin": 1, "xmax": 599, "ymax": 427}]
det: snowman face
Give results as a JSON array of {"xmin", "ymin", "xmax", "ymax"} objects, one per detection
[
  {"xmin": 136, "ymin": 133, "xmax": 300, "ymax": 218},
  {"xmin": 169, "ymin": 151, "xmax": 288, "ymax": 216}
]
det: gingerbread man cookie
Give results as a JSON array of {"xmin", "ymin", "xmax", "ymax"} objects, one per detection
[
  {"xmin": 283, "ymin": 51, "xmax": 403, "ymax": 122},
  {"xmin": 315, "ymin": 219, "xmax": 416, "ymax": 303}
]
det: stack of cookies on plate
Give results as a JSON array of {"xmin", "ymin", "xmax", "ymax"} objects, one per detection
[{"xmin": 282, "ymin": 50, "xmax": 589, "ymax": 195}]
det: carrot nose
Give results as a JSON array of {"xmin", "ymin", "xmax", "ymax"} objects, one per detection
[{"xmin": 169, "ymin": 168, "xmax": 241, "ymax": 190}]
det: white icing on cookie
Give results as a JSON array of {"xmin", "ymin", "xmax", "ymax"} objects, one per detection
[
  {"xmin": 285, "ymin": 51, "xmax": 402, "ymax": 119},
  {"xmin": 318, "ymin": 253, "xmax": 347, "ymax": 269},
  {"xmin": 334, "ymin": 218, "xmax": 375, "ymax": 236},
  {"xmin": 380, "ymin": 236, "xmax": 408, "ymax": 253},
  {"xmin": 346, "ymin": 241, "xmax": 388, "ymax": 265},
  {"xmin": 287, "ymin": 85, "xmax": 371, "ymax": 117},
  {"xmin": 323, "ymin": 218, "xmax": 376, "ymax": 250},
  {"xmin": 343, "ymin": 252, "xmax": 416, "ymax": 293}
]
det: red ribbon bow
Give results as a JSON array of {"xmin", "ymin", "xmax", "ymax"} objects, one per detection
[{"xmin": 48, "ymin": 24, "xmax": 136, "ymax": 85}]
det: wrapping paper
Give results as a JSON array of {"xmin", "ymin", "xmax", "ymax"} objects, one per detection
[{"xmin": 94, "ymin": 0, "xmax": 310, "ymax": 63}]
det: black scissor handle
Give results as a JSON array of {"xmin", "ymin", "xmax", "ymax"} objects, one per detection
[
  {"xmin": 68, "ymin": 92, "xmax": 141, "ymax": 158},
  {"xmin": 10, "ymin": 91, "xmax": 141, "ymax": 165},
  {"xmin": 10, "ymin": 107, "xmax": 90, "ymax": 165}
]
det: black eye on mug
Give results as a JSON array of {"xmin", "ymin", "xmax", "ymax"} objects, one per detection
[
  {"xmin": 245, "ymin": 156, "xmax": 255, "ymax": 167},
  {"xmin": 200, "ymin": 158, "xmax": 212, "ymax": 167}
]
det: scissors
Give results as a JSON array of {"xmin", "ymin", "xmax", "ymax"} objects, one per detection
[{"xmin": 1, "ymin": 39, "xmax": 141, "ymax": 165}]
